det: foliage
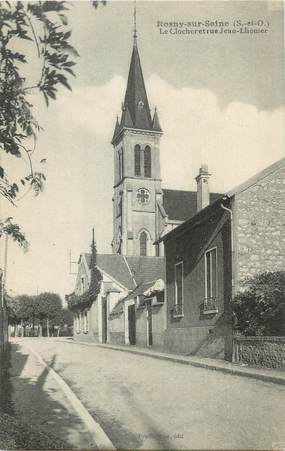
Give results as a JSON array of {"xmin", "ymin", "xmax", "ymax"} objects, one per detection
[
  {"xmin": 67, "ymin": 232, "xmax": 102, "ymax": 311},
  {"xmin": 7, "ymin": 291, "xmax": 63, "ymax": 326},
  {"xmin": 7, "ymin": 294, "xmax": 39, "ymax": 325},
  {"xmin": 233, "ymin": 271, "xmax": 285, "ymax": 336},
  {"xmin": 0, "ymin": 1, "xmax": 78, "ymax": 207},
  {"xmin": 89, "ymin": 232, "xmax": 102, "ymax": 299},
  {"xmin": 36, "ymin": 292, "xmax": 62, "ymax": 324},
  {"xmin": 54, "ymin": 307, "xmax": 73, "ymax": 327},
  {"xmin": 0, "ymin": 217, "xmax": 29, "ymax": 250},
  {"xmin": 0, "ymin": 1, "xmax": 106, "ymax": 247}
]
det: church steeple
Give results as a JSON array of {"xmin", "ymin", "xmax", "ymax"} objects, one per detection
[
  {"xmin": 123, "ymin": 42, "xmax": 152, "ymax": 130},
  {"xmin": 111, "ymin": 7, "xmax": 163, "ymax": 256},
  {"xmin": 112, "ymin": 8, "xmax": 162, "ymax": 145}
]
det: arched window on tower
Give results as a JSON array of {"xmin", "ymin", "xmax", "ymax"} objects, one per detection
[
  {"xmin": 134, "ymin": 144, "xmax": 141, "ymax": 176},
  {"xmin": 118, "ymin": 148, "xmax": 124, "ymax": 180},
  {"xmin": 139, "ymin": 231, "xmax": 147, "ymax": 256},
  {"xmin": 144, "ymin": 146, "xmax": 151, "ymax": 177}
]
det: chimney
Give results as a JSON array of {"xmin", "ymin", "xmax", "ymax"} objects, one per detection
[{"xmin": 195, "ymin": 164, "xmax": 211, "ymax": 212}]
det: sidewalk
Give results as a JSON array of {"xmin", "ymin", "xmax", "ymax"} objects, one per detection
[
  {"xmin": 7, "ymin": 340, "xmax": 110, "ymax": 449},
  {"xmin": 59, "ymin": 337, "xmax": 285, "ymax": 386}
]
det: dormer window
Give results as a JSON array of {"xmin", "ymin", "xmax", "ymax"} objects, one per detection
[{"xmin": 138, "ymin": 100, "xmax": 144, "ymax": 109}]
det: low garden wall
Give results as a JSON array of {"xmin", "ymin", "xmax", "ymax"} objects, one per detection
[{"xmin": 233, "ymin": 336, "xmax": 285, "ymax": 369}]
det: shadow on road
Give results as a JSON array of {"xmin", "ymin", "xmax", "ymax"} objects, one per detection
[
  {"xmin": 0, "ymin": 342, "xmax": 93, "ymax": 449},
  {"xmin": 88, "ymin": 383, "xmax": 173, "ymax": 450}
]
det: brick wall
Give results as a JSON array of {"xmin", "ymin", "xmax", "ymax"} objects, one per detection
[{"xmin": 233, "ymin": 163, "xmax": 285, "ymax": 290}]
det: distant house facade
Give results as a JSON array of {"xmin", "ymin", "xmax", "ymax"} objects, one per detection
[{"xmin": 67, "ymin": 253, "xmax": 166, "ymax": 348}]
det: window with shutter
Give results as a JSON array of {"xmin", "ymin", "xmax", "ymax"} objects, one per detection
[
  {"xmin": 205, "ymin": 248, "xmax": 217, "ymax": 300},
  {"xmin": 175, "ymin": 262, "xmax": 183, "ymax": 306}
]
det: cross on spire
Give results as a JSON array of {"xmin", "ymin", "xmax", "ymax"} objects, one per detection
[{"xmin": 133, "ymin": 0, "xmax": 137, "ymax": 44}]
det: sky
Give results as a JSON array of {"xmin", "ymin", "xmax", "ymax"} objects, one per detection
[{"xmin": 1, "ymin": 0, "xmax": 284, "ymax": 301}]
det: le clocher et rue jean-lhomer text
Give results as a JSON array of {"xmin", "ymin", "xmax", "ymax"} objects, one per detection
[{"xmin": 157, "ymin": 19, "xmax": 270, "ymax": 35}]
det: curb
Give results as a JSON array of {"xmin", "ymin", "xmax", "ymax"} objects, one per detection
[
  {"xmin": 58, "ymin": 338, "xmax": 285, "ymax": 387},
  {"xmin": 24, "ymin": 341, "xmax": 115, "ymax": 450}
]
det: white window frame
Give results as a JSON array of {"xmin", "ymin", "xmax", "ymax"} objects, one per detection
[
  {"xmin": 174, "ymin": 261, "xmax": 184, "ymax": 317},
  {"xmin": 204, "ymin": 247, "xmax": 218, "ymax": 300}
]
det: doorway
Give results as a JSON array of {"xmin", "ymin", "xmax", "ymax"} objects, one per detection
[
  {"xmin": 102, "ymin": 297, "xmax": 107, "ymax": 343},
  {"xmin": 128, "ymin": 304, "xmax": 136, "ymax": 345},
  {"xmin": 146, "ymin": 300, "xmax": 153, "ymax": 346}
]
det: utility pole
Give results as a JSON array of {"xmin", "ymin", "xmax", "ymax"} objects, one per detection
[{"xmin": 1, "ymin": 234, "xmax": 8, "ymax": 353}]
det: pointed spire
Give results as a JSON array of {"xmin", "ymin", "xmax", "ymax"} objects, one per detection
[
  {"xmin": 120, "ymin": 103, "xmax": 133, "ymax": 128},
  {"xmin": 112, "ymin": 116, "xmax": 120, "ymax": 142},
  {"xmin": 123, "ymin": 44, "xmax": 152, "ymax": 130},
  {"xmin": 112, "ymin": 3, "xmax": 163, "ymax": 142},
  {"xmin": 152, "ymin": 107, "xmax": 162, "ymax": 131}
]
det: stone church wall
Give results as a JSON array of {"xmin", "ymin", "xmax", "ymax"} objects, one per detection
[{"xmin": 233, "ymin": 163, "xmax": 285, "ymax": 291}]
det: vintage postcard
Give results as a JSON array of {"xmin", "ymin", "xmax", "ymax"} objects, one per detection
[{"xmin": 0, "ymin": 0, "xmax": 284, "ymax": 450}]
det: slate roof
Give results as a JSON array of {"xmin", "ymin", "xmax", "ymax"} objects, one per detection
[
  {"xmin": 162, "ymin": 189, "xmax": 222, "ymax": 222},
  {"xmin": 157, "ymin": 195, "xmax": 230, "ymax": 244},
  {"xmin": 84, "ymin": 254, "xmax": 165, "ymax": 291},
  {"xmin": 112, "ymin": 42, "xmax": 162, "ymax": 143},
  {"xmin": 123, "ymin": 42, "xmax": 152, "ymax": 130},
  {"xmin": 125, "ymin": 256, "xmax": 165, "ymax": 285}
]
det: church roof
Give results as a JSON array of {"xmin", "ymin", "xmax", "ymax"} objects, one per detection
[
  {"xmin": 84, "ymin": 254, "xmax": 165, "ymax": 290},
  {"xmin": 162, "ymin": 189, "xmax": 222, "ymax": 222}
]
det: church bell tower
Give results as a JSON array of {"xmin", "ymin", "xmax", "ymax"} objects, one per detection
[{"xmin": 111, "ymin": 23, "xmax": 163, "ymax": 256}]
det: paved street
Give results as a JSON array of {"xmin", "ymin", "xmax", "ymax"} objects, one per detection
[{"xmin": 8, "ymin": 338, "xmax": 285, "ymax": 450}]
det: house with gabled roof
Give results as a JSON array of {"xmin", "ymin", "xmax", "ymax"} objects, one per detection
[
  {"xmin": 157, "ymin": 157, "xmax": 285, "ymax": 360},
  {"xmin": 67, "ymin": 252, "xmax": 165, "ymax": 346}
]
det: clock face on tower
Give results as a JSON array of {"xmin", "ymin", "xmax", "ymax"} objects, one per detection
[{"xmin": 137, "ymin": 188, "xmax": 150, "ymax": 205}]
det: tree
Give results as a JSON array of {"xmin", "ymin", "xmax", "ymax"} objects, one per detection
[
  {"xmin": 53, "ymin": 307, "xmax": 73, "ymax": 336},
  {"xmin": 0, "ymin": 1, "xmax": 105, "ymax": 246},
  {"xmin": 7, "ymin": 294, "xmax": 39, "ymax": 335},
  {"xmin": 37, "ymin": 292, "xmax": 62, "ymax": 336},
  {"xmin": 233, "ymin": 271, "xmax": 285, "ymax": 336},
  {"xmin": 7, "ymin": 291, "xmax": 64, "ymax": 336}
]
